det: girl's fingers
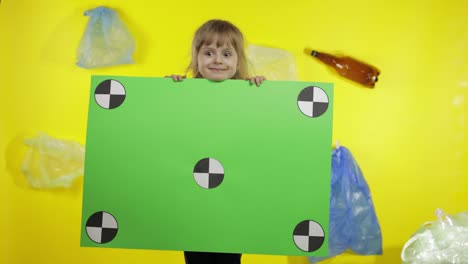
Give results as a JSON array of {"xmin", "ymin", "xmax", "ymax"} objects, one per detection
[
  {"xmin": 165, "ymin": 75, "xmax": 186, "ymax": 82},
  {"xmin": 256, "ymin": 76, "xmax": 265, "ymax": 86},
  {"xmin": 168, "ymin": 74, "xmax": 184, "ymax": 82},
  {"xmin": 247, "ymin": 76, "xmax": 266, "ymax": 86}
]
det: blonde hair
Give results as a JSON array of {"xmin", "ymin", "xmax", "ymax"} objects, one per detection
[{"xmin": 187, "ymin": 19, "xmax": 248, "ymax": 80}]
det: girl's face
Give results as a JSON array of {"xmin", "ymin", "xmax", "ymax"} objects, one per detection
[{"xmin": 197, "ymin": 41, "xmax": 238, "ymax": 81}]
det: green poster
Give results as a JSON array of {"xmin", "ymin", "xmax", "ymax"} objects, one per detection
[{"xmin": 81, "ymin": 76, "xmax": 333, "ymax": 256}]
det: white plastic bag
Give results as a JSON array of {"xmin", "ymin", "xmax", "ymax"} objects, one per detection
[
  {"xmin": 401, "ymin": 209, "xmax": 468, "ymax": 264},
  {"xmin": 21, "ymin": 132, "xmax": 85, "ymax": 188},
  {"xmin": 247, "ymin": 44, "xmax": 298, "ymax": 81}
]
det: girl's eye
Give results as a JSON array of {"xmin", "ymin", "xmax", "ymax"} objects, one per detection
[
  {"xmin": 205, "ymin": 51, "xmax": 213, "ymax": 56},
  {"xmin": 224, "ymin": 52, "xmax": 232, "ymax": 57}
]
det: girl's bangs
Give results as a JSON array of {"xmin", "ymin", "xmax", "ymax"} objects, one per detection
[{"xmin": 202, "ymin": 32, "xmax": 236, "ymax": 48}]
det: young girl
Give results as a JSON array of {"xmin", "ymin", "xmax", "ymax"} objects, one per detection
[
  {"xmin": 167, "ymin": 19, "xmax": 265, "ymax": 86},
  {"xmin": 166, "ymin": 19, "xmax": 265, "ymax": 264}
]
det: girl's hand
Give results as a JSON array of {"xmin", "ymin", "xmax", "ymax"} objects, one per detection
[
  {"xmin": 248, "ymin": 76, "xmax": 266, "ymax": 87},
  {"xmin": 165, "ymin": 74, "xmax": 186, "ymax": 82}
]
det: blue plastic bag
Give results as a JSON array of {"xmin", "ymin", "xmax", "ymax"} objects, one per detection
[
  {"xmin": 309, "ymin": 145, "xmax": 382, "ymax": 263},
  {"xmin": 76, "ymin": 6, "xmax": 135, "ymax": 68}
]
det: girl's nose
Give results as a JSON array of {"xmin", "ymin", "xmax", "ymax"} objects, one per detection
[{"xmin": 213, "ymin": 54, "xmax": 222, "ymax": 63}]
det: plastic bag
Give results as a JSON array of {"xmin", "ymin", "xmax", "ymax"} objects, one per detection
[
  {"xmin": 76, "ymin": 6, "xmax": 135, "ymax": 68},
  {"xmin": 247, "ymin": 44, "xmax": 298, "ymax": 81},
  {"xmin": 401, "ymin": 209, "xmax": 468, "ymax": 264},
  {"xmin": 309, "ymin": 145, "xmax": 382, "ymax": 263},
  {"xmin": 21, "ymin": 132, "xmax": 85, "ymax": 188}
]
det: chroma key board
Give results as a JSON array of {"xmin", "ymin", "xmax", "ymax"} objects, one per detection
[{"xmin": 81, "ymin": 76, "xmax": 333, "ymax": 256}]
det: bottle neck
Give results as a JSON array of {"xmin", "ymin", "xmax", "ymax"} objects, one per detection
[{"xmin": 312, "ymin": 51, "xmax": 340, "ymax": 67}]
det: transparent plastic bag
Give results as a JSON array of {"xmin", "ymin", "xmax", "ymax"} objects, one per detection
[
  {"xmin": 247, "ymin": 44, "xmax": 298, "ymax": 81},
  {"xmin": 309, "ymin": 145, "xmax": 382, "ymax": 263},
  {"xmin": 401, "ymin": 209, "xmax": 468, "ymax": 264},
  {"xmin": 76, "ymin": 6, "xmax": 135, "ymax": 68},
  {"xmin": 21, "ymin": 132, "xmax": 85, "ymax": 188}
]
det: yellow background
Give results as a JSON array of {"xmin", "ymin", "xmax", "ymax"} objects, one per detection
[{"xmin": 0, "ymin": 0, "xmax": 466, "ymax": 263}]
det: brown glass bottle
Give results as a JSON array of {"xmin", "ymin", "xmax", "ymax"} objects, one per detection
[{"xmin": 305, "ymin": 49, "xmax": 380, "ymax": 88}]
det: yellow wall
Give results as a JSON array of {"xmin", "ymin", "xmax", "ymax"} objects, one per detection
[{"xmin": 0, "ymin": 0, "xmax": 466, "ymax": 263}]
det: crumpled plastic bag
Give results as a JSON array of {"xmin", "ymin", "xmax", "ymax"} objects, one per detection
[
  {"xmin": 247, "ymin": 44, "xmax": 298, "ymax": 81},
  {"xmin": 309, "ymin": 145, "xmax": 382, "ymax": 263},
  {"xmin": 401, "ymin": 209, "xmax": 468, "ymax": 264},
  {"xmin": 21, "ymin": 132, "xmax": 85, "ymax": 188},
  {"xmin": 76, "ymin": 6, "xmax": 135, "ymax": 68}
]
